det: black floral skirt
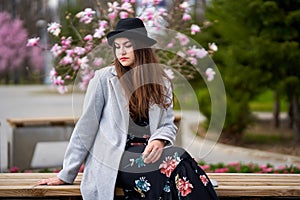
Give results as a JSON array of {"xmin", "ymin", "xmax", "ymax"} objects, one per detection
[{"xmin": 116, "ymin": 136, "xmax": 219, "ymax": 200}]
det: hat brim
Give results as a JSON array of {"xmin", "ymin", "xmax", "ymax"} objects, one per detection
[{"xmin": 107, "ymin": 29, "xmax": 157, "ymax": 47}]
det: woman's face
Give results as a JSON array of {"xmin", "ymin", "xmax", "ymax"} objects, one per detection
[{"xmin": 114, "ymin": 37, "xmax": 135, "ymax": 67}]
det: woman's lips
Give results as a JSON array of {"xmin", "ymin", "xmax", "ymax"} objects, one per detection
[{"xmin": 120, "ymin": 57, "xmax": 129, "ymax": 61}]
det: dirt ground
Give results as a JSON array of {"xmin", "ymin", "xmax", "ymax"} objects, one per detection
[{"xmin": 197, "ymin": 118, "xmax": 300, "ymax": 157}]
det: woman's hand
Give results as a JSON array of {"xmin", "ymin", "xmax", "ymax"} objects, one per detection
[
  {"xmin": 142, "ymin": 139, "xmax": 165, "ymax": 164},
  {"xmin": 37, "ymin": 177, "xmax": 66, "ymax": 186}
]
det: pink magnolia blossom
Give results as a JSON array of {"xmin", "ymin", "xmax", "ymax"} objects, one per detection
[
  {"xmin": 154, "ymin": 0, "xmax": 162, "ymax": 5},
  {"xmin": 187, "ymin": 46, "xmax": 208, "ymax": 59},
  {"xmin": 176, "ymin": 33, "xmax": 190, "ymax": 46},
  {"xmin": 49, "ymin": 68, "xmax": 57, "ymax": 79},
  {"xmin": 93, "ymin": 27, "xmax": 106, "ymax": 39},
  {"xmin": 93, "ymin": 57, "xmax": 104, "ymax": 67},
  {"xmin": 205, "ymin": 68, "xmax": 216, "ymax": 82},
  {"xmin": 60, "ymin": 55, "xmax": 73, "ymax": 65},
  {"xmin": 182, "ymin": 13, "xmax": 191, "ymax": 21},
  {"xmin": 84, "ymin": 42, "xmax": 93, "ymax": 52},
  {"xmin": 66, "ymin": 49, "xmax": 75, "ymax": 57},
  {"xmin": 158, "ymin": 8, "xmax": 167, "ymax": 16},
  {"xmin": 79, "ymin": 56, "xmax": 89, "ymax": 69},
  {"xmin": 121, "ymin": 2, "xmax": 133, "ymax": 13},
  {"xmin": 120, "ymin": 11, "xmax": 129, "ymax": 19},
  {"xmin": 177, "ymin": 51, "xmax": 186, "ymax": 58},
  {"xmin": 84, "ymin": 34, "xmax": 93, "ymax": 41},
  {"xmin": 26, "ymin": 37, "xmax": 40, "ymax": 47},
  {"xmin": 80, "ymin": 70, "xmax": 95, "ymax": 90},
  {"xmin": 209, "ymin": 42, "xmax": 218, "ymax": 52},
  {"xmin": 53, "ymin": 76, "xmax": 64, "ymax": 85},
  {"xmin": 98, "ymin": 20, "xmax": 108, "ymax": 29},
  {"xmin": 74, "ymin": 47, "xmax": 86, "ymax": 55},
  {"xmin": 50, "ymin": 44, "xmax": 63, "ymax": 57},
  {"xmin": 108, "ymin": 12, "xmax": 118, "ymax": 20},
  {"xmin": 164, "ymin": 69, "xmax": 175, "ymax": 79},
  {"xmin": 108, "ymin": 2, "xmax": 120, "ymax": 13},
  {"xmin": 122, "ymin": 0, "xmax": 135, "ymax": 3},
  {"xmin": 141, "ymin": 0, "xmax": 153, "ymax": 5},
  {"xmin": 179, "ymin": 2, "xmax": 190, "ymax": 10},
  {"xmin": 187, "ymin": 57, "xmax": 197, "ymax": 65},
  {"xmin": 57, "ymin": 84, "xmax": 68, "ymax": 94},
  {"xmin": 47, "ymin": 22, "xmax": 61, "ymax": 36},
  {"xmin": 144, "ymin": 8, "xmax": 154, "ymax": 20},
  {"xmin": 167, "ymin": 42, "xmax": 174, "ymax": 48},
  {"xmin": 76, "ymin": 8, "xmax": 96, "ymax": 24},
  {"xmin": 191, "ymin": 24, "xmax": 201, "ymax": 35},
  {"xmin": 61, "ymin": 36, "xmax": 72, "ymax": 49}
]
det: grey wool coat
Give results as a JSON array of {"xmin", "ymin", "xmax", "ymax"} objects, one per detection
[{"xmin": 57, "ymin": 66, "xmax": 177, "ymax": 200}]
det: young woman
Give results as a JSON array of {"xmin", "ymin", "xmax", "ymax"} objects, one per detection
[{"xmin": 38, "ymin": 18, "xmax": 218, "ymax": 200}]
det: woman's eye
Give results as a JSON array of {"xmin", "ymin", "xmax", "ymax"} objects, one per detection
[{"xmin": 125, "ymin": 44, "xmax": 132, "ymax": 48}]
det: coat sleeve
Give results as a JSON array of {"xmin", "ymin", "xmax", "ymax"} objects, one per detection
[
  {"xmin": 57, "ymin": 70, "xmax": 105, "ymax": 183},
  {"xmin": 148, "ymin": 80, "xmax": 177, "ymax": 145}
]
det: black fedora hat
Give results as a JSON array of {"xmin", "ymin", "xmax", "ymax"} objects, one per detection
[{"xmin": 106, "ymin": 18, "xmax": 157, "ymax": 47}]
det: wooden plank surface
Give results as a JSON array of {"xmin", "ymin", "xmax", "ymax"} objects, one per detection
[
  {"xmin": 1, "ymin": 173, "xmax": 300, "ymax": 197},
  {"xmin": 7, "ymin": 115, "xmax": 181, "ymax": 127},
  {"xmin": 7, "ymin": 117, "xmax": 79, "ymax": 127}
]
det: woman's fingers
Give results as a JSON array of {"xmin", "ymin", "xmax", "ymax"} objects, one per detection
[
  {"xmin": 37, "ymin": 177, "xmax": 65, "ymax": 185},
  {"xmin": 148, "ymin": 148, "xmax": 163, "ymax": 163},
  {"xmin": 142, "ymin": 140, "xmax": 164, "ymax": 164}
]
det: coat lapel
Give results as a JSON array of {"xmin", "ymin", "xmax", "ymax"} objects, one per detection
[{"xmin": 109, "ymin": 76, "xmax": 129, "ymax": 133}]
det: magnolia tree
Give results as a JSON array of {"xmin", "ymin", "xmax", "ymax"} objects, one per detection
[
  {"xmin": 27, "ymin": 0, "xmax": 218, "ymax": 93},
  {"xmin": 0, "ymin": 12, "xmax": 27, "ymax": 83},
  {"xmin": 0, "ymin": 11, "xmax": 44, "ymax": 84}
]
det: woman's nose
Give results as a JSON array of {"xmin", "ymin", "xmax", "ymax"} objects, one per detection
[{"xmin": 121, "ymin": 47, "xmax": 126, "ymax": 55}]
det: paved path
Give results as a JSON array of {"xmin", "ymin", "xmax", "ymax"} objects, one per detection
[{"xmin": 1, "ymin": 85, "xmax": 299, "ymax": 171}]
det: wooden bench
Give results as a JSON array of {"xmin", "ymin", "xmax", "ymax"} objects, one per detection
[
  {"xmin": 6, "ymin": 115, "xmax": 182, "ymax": 170},
  {"xmin": 0, "ymin": 173, "xmax": 299, "ymax": 199}
]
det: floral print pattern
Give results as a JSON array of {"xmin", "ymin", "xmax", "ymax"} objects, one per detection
[
  {"xmin": 134, "ymin": 177, "xmax": 151, "ymax": 198},
  {"xmin": 175, "ymin": 174, "xmax": 194, "ymax": 197},
  {"xmin": 159, "ymin": 152, "xmax": 181, "ymax": 177},
  {"xmin": 200, "ymin": 175, "xmax": 209, "ymax": 186},
  {"xmin": 119, "ymin": 141, "xmax": 218, "ymax": 199}
]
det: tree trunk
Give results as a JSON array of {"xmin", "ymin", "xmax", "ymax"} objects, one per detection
[
  {"xmin": 288, "ymin": 100, "xmax": 294, "ymax": 129},
  {"xmin": 273, "ymin": 90, "xmax": 280, "ymax": 128},
  {"xmin": 292, "ymin": 94, "xmax": 300, "ymax": 142},
  {"xmin": 4, "ymin": 67, "xmax": 9, "ymax": 84}
]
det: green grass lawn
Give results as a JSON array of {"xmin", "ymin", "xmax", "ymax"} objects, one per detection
[{"xmin": 249, "ymin": 90, "xmax": 288, "ymax": 112}]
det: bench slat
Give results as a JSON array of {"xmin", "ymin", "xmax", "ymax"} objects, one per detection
[
  {"xmin": 0, "ymin": 185, "xmax": 81, "ymax": 197},
  {"xmin": 7, "ymin": 115, "xmax": 181, "ymax": 127},
  {"xmin": 216, "ymin": 186, "xmax": 300, "ymax": 197},
  {"xmin": 1, "ymin": 173, "xmax": 300, "ymax": 198}
]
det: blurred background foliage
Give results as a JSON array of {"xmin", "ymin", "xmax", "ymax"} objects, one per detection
[{"xmin": 194, "ymin": 0, "xmax": 300, "ymax": 142}]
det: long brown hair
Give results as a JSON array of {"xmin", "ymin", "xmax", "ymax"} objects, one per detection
[{"xmin": 113, "ymin": 43, "xmax": 172, "ymax": 120}]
